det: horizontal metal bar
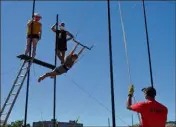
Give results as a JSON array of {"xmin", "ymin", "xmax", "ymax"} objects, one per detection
[
  {"xmin": 15, "ymin": 83, "xmax": 21, "ymax": 86},
  {"xmin": 6, "ymin": 102, "xmax": 12, "ymax": 105},
  {"xmin": 73, "ymin": 39, "xmax": 92, "ymax": 50}
]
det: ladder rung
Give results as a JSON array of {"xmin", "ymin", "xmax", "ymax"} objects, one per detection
[
  {"xmin": 15, "ymin": 83, "xmax": 22, "ymax": 86},
  {"xmin": 0, "ymin": 119, "xmax": 5, "ymax": 122},
  {"xmin": 6, "ymin": 102, "xmax": 12, "ymax": 105},
  {"xmin": 18, "ymin": 75, "xmax": 25, "ymax": 77},
  {"xmin": 1, "ymin": 113, "xmax": 7, "ymax": 115},
  {"xmin": 11, "ymin": 93, "xmax": 17, "ymax": 95},
  {"xmin": 22, "ymin": 67, "xmax": 28, "ymax": 70}
]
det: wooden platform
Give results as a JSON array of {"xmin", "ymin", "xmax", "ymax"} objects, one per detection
[{"xmin": 17, "ymin": 54, "xmax": 56, "ymax": 70}]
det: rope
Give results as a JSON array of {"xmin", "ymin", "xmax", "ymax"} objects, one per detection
[
  {"xmin": 118, "ymin": 2, "xmax": 132, "ymax": 84},
  {"xmin": 118, "ymin": 1, "xmax": 141, "ymax": 124},
  {"xmin": 65, "ymin": 74, "xmax": 130, "ymax": 127},
  {"xmin": 142, "ymin": 0, "xmax": 154, "ymax": 88}
]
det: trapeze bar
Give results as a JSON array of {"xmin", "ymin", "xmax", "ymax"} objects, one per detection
[
  {"xmin": 73, "ymin": 39, "xmax": 93, "ymax": 50},
  {"xmin": 17, "ymin": 54, "xmax": 56, "ymax": 70}
]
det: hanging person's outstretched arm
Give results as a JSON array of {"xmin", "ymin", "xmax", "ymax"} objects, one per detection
[
  {"xmin": 69, "ymin": 43, "xmax": 79, "ymax": 56},
  {"xmin": 77, "ymin": 46, "xmax": 86, "ymax": 57},
  {"xmin": 73, "ymin": 46, "xmax": 86, "ymax": 63}
]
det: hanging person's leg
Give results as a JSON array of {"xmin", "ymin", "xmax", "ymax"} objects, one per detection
[
  {"xmin": 38, "ymin": 71, "xmax": 58, "ymax": 82},
  {"xmin": 38, "ymin": 65, "xmax": 68, "ymax": 83}
]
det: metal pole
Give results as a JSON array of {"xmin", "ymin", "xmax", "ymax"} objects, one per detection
[
  {"xmin": 107, "ymin": 0, "xmax": 116, "ymax": 127},
  {"xmin": 53, "ymin": 14, "xmax": 58, "ymax": 127},
  {"xmin": 132, "ymin": 114, "xmax": 133, "ymax": 127},
  {"xmin": 108, "ymin": 117, "xmax": 110, "ymax": 127},
  {"xmin": 142, "ymin": 0, "xmax": 154, "ymax": 87},
  {"xmin": 24, "ymin": 0, "xmax": 36, "ymax": 126},
  {"xmin": 0, "ymin": 0, "xmax": 1, "ymax": 120}
]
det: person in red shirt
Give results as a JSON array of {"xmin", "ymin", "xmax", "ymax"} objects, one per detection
[{"xmin": 126, "ymin": 85, "xmax": 168, "ymax": 127}]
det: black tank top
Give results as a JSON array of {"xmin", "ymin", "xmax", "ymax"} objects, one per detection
[{"xmin": 57, "ymin": 30, "xmax": 67, "ymax": 42}]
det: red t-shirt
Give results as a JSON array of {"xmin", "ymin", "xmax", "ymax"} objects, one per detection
[{"xmin": 130, "ymin": 99, "xmax": 168, "ymax": 127}]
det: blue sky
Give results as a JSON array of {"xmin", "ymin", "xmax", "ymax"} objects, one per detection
[{"xmin": 1, "ymin": 1, "xmax": 175, "ymax": 126}]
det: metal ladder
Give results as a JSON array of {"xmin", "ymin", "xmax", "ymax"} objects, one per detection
[{"xmin": 0, "ymin": 59, "xmax": 33, "ymax": 126}]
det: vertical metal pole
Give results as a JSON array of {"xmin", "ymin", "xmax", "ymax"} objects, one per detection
[
  {"xmin": 132, "ymin": 114, "xmax": 133, "ymax": 127},
  {"xmin": 108, "ymin": 117, "xmax": 110, "ymax": 127},
  {"xmin": 0, "ymin": 0, "xmax": 2, "ymax": 124},
  {"xmin": 24, "ymin": 0, "xmax": 36, "ymax": 126},
  {"xmin": 142, "ymin": 0, "xmax": 154, "ymax": 87},
  {"xmin": 53, "ymin": 14, "xmax": 58, "ymax": 127},
  {"xmin": 107, "ymin": 0, "xmax": 116, "ymax": 127}
]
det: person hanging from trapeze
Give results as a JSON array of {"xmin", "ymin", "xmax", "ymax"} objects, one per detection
[
  {"xmin": 38, "ymin": 43, "xmax": 85, "ymax": 82},
  {"xmin": 51, "ymin": 22, "xmax": 75, "ymax": 64},
  {"xmin": 25, "ymin": 13, "xmax": 42, "ymax": 58}
]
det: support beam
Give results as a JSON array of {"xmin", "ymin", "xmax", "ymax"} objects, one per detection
[{"xmin": 17, "ymin": 54, "xmax": 56, "ymax": 70}]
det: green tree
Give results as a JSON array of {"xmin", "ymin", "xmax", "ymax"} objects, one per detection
[
  {"xmin": 1, "ymin": 120, "xmax": 31, "ymax": 127},
  {"xmin": 10, "ymin": 120, "xmax": 23, "ymax": 127}
]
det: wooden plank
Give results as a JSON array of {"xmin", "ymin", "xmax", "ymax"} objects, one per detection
[{"xmin": 17, "ymin": 54, "xmax": 56, "ymax": 70}]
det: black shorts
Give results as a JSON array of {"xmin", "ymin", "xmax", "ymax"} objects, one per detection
[{"xmin": 27, "ymin": 34, "xmax": 40, "ymax": 39}]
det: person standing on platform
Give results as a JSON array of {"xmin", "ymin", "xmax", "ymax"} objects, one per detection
[
  {"xmin": 25, "ymin": 13, "xmax": 42, "ymax": 58},
  {"xmin": 51, "ymin": 22, "xmax": 75, "ymax": 64}
]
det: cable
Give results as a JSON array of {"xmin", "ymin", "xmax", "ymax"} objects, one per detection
[
  {"xmin": 118, "ymin": 1, "xmax": 141, "ymax": 124},
  {"xmin": 64, "ymin": 73, "xmax": 97, "ymax": 116},
  {"xmin": 65, "ymin": 74, "xmax": 130, "ymax": 127}
]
